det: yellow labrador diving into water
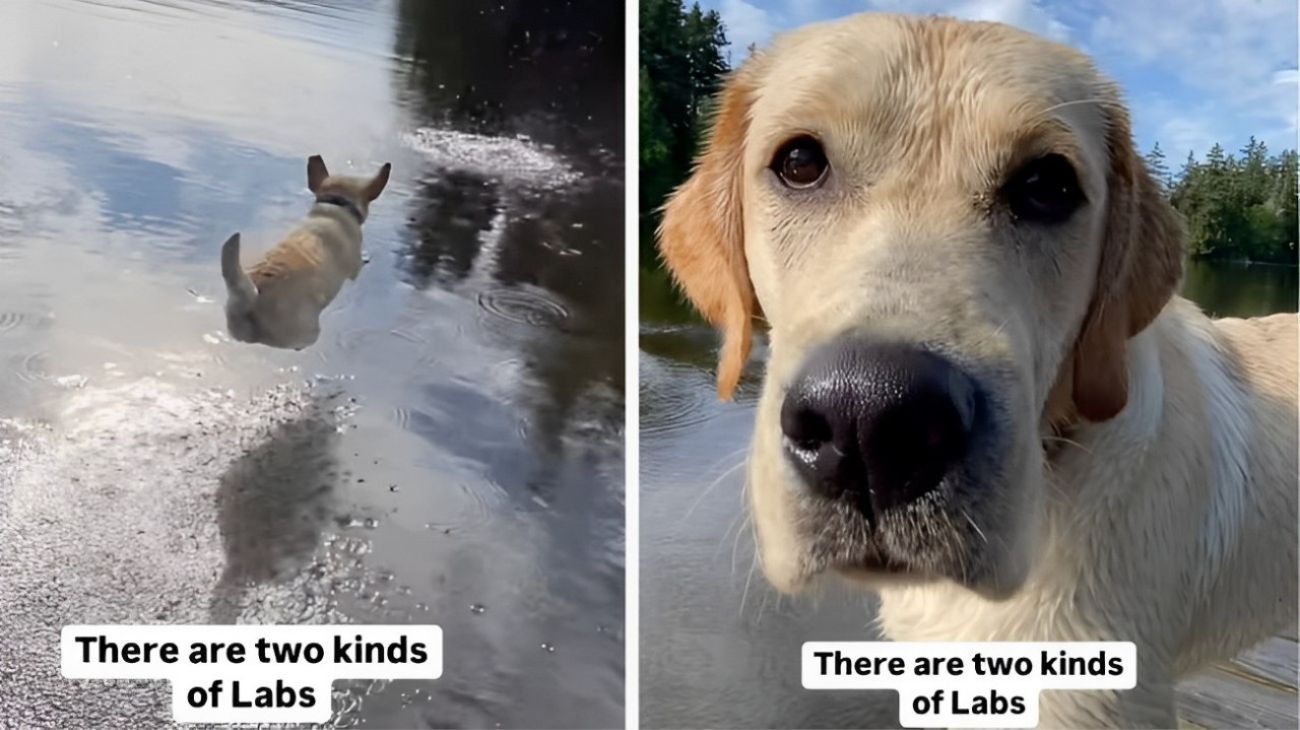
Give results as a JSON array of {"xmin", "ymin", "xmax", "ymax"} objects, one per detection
[
  {"xmin": 221, "ymin": 155, "xmax": 391, "ymax": 349},
  {"xmin": 659, "ymin": 13, "xmax": 1297, "ymax": 729}
]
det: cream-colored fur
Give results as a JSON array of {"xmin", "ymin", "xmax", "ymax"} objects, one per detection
[
  {"xmin": 658, "ymin": 13, "xmax": 1297, "ymax": 729},
  {"xmin": 221, "ymin": 155, "xmax": 390, "ymax": 350}
]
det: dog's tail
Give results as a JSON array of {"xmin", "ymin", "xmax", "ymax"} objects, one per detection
[{"xmin": 220, "ymin": 233, "xmax": 259, "ymax": 342}]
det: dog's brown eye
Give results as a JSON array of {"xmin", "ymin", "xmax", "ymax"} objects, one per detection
[
  {"xmin": 771, "ymin": 136, "xmax": 829, "ymax": 188},
  {"xmin": 1002, "ymin": 154, "xmax": 1084, "ymax": 224}
]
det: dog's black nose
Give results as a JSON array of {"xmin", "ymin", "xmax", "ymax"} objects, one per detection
[{"xmin": 780, "ymin": 340, "xmax": 979, "ymax": 515}]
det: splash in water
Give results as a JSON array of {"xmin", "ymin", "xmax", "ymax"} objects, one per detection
[{"xmin": 402, "ymin": 127, "xmax": 581, "ymax": 189}]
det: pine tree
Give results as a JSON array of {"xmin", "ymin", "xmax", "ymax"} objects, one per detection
[
  {"xmin": 1166, "ymin": 143, "xmax": 1298, "ymax": 263},
  {"xmin": 1144, "ymin": 142, "xmax": 1172, "ymax": 196},
  {"xmin": 639, "ymin": 0, "xmax": 734, "ymax": 266}
]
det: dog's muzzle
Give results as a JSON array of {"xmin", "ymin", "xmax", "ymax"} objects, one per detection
[{"xmin": 779, "ymin": 339, "xmax": 982, "ymax": 522}]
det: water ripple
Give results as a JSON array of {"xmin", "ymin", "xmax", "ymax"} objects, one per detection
[
  {"xmin": 0, "ymin": 311, "xmax": 30, "ymax": 333},
  {"xmin": 476, "ymin": 287, "xmax": 570, "ymax": 330}
]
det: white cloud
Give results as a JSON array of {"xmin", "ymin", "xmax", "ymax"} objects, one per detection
[
  {"xmin": 718, "ymin": 0, "xmax": 781, "ymax": 58},
  {"xmin": 1157, "ymin": 114, "xmax": 1220, "ymax": 163},
  {"xmin": 1087, "ymin": 0, "xmax": 1297, "ymax": 157}
]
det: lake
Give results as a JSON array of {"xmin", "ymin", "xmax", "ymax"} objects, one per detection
[
  {"xmin": 0, "ymin": 1, "xmax": 624, "ymax": 727},
  {"xmin": 639, "ymin": 259, "xmax": 1297, "ymax": 728}
]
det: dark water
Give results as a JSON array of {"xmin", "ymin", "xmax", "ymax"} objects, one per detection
[
  {"xmin": 1181, "ymin": 259, "xmax": 1299, "ymax": 319},
  {"xmin": 0, "ymin": 1, "xmax": 624, "ymax": 728},
  {"xmin": 638, "ymin": 261, "xmax": 1297, "ymax": 728}
]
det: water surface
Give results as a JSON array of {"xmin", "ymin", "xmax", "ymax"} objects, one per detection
[
  {"xmin": 0, "ymin": 1, "xmax": 624, "ymax": 727},
  {"xmin": 639, "ymin": 260, "xmax": 1297, "ymax": 728}
]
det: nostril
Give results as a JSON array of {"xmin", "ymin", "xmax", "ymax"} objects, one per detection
[
  {"xmin": 781, "ymin": 404, "xmax": 833, "ymax": 452},
  {"xmin": 866, "ymin": 392, "xmax": 971, "ymax": 506}
]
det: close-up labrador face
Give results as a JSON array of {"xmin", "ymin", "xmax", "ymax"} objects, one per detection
[{"xmin": 660, "ymin": 14, "xmax": 1182, "ymax": 598}]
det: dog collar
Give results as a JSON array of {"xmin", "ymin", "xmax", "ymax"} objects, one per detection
[{"xmin": 315, "ymin": 194, "xmax": 364, "ymax": 224}]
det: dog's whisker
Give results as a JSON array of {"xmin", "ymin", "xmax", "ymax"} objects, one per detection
[
  {"xmin": 707, "ymin": 445, "xmax": 751, "ymax": 473},
  {"xmin": 713, "ymin": 508, "xmax": 746, "ymax": 562},
  {"xmin": 1042, "ymin": 434, "xmax": 1093, "ymax": 454},
  {"xmin": 1040, "ymin": 460, "xmax": 1073, "ymax": 504},
  {"xmin": 961, "ymin": 509, "xmax": 989, "ymax": 546},
  {"xmin": 684, "ymin": 458, "xmax": 747, "ymax": 522},
  {"xmin": 756, "ymin": 586, "xmax": 772, "ymax": 624},
  {"xmin": 739, "ymin": 547, "xmax": 759, "ymax": 619},
  {"xmin": 724, "ymin": 509, "xmax": 754, "ymax": 573}
]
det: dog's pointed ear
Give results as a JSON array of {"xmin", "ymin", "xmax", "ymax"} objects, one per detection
[
  {"xmin": 658, "ymin": 63, "xmax": 762, "ymax": 400},
  {"xmin": 365, "ymin": 162, "xmax": 392, "ymax": 201},
  {"xmin": 307, "ymin": 155, "xmax": 330, "ymax": 193},
  {"xmin": 1071, "ymin": 97, "xmax": 1185, "ymax": 421}
]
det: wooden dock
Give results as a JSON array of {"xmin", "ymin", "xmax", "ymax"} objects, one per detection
[{"xmin": 1177, "ymin": 634, "xmax": 1298, "ymax": 729}]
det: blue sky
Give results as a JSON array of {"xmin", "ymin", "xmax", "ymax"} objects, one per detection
[{"xmin": 696, "ymin": 0, "xmax": 1299, "ymax": 165}]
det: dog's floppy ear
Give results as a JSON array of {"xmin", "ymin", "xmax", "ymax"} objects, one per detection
[
  {"xmin": 307, "ymin": 155, "xmax": 330, "ymax": 193},
  {"xmin": 365, "ymin": 163, "xmax": 392, "ymax": 201},
  {"xmin": 658, "ymin": 63, "xmax": 762, "ymax": 400},
  {"xmin": 1071, "ymin": 96, "xmax": 1185, "ymax": 421}
]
